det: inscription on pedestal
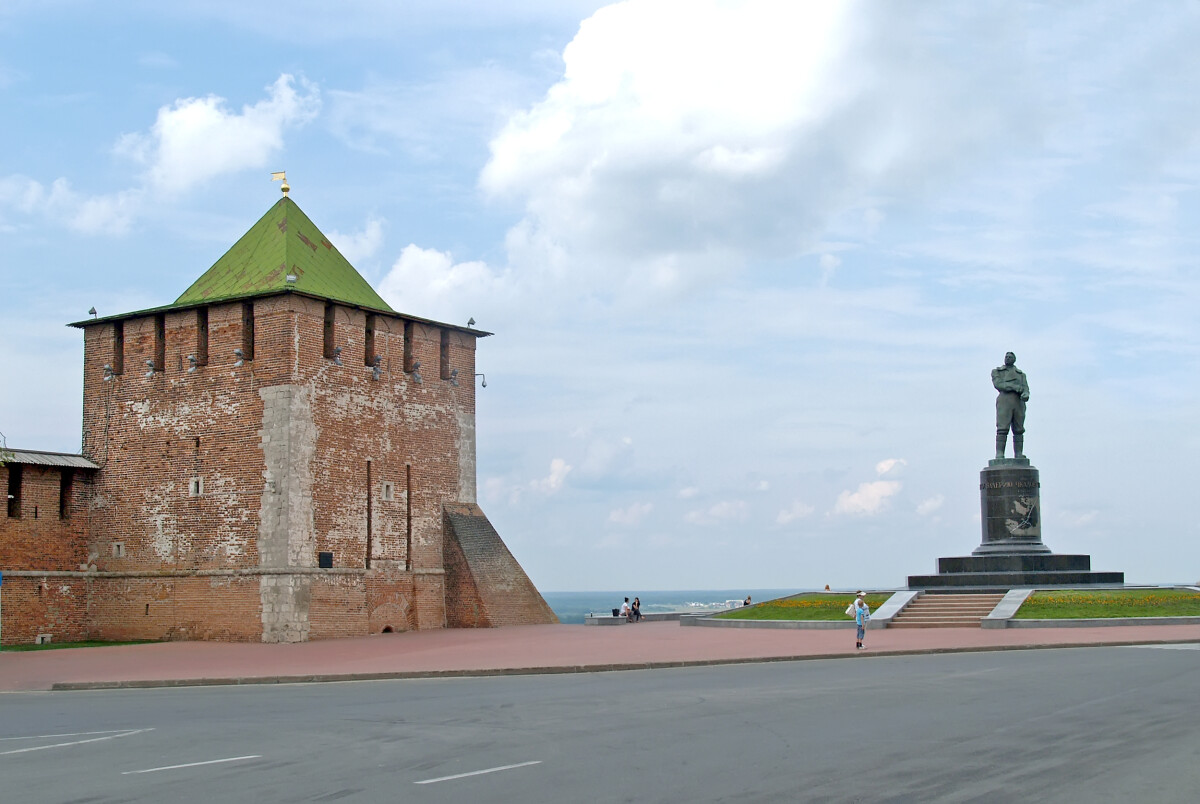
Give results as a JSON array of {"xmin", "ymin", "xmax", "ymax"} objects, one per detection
[{"xmin": 975, "ymin": 464, "xmax": 1048, "ymax": 555}]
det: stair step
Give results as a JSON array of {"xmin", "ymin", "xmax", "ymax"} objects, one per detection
[
  {"xmin": 903, "ymin": 606, "xmax": 995, "ymax": 612},
  {"xmin": 905, "ymin": 597, "xmax": 1002, "ymax": 604},
  {"xmin": 909, "ymin": 600, "xmax": 1003, "ymax": 605},
  {"xmin": 892, "ymin": 619, "xmax": 983, "ymax": 625},
  {"xmin": 903, "ymin": 613, "xmax": 992, "ymax": 617},
  {"xmin": 907, "ymin": 600, "xmax": 1001, "ymax": 605},
  {"xmin": 886, "ymin": 593, "xmax": 1005, "ymax": 629},
  {"xmin": 902, "ymin": 607, "xmax": 998, "ymax": 614}
]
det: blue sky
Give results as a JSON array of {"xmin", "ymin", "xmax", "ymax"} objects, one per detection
[{"xmin": 2, "ymin": 1, "xmax": 1198, "ymax": 591}]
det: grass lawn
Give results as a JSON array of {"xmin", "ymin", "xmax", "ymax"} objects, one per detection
[
  {"xmin": 716, "ymin": 593, "xmax": 893, "ymax": 621},
  {"xmin": 1014, "ymin": 588, "xmax": 1200, "ymax": 619},
  {"xmin": 0, "ymin": 640, "xmax": 159, "ymax": 652}
]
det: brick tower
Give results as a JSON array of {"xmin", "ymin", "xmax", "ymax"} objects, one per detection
[{"xmin": 62, "ymin": 193, "xmax": 556, "ymax": 642}]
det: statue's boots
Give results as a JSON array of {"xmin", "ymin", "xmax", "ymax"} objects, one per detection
[
  {"xmin": 995, "ymin": 433, "xmax": 1007, "ymax": 460},
  {"xmin": 1014, "ymin": 435, "xmax": 1024, "ymax": 459}
]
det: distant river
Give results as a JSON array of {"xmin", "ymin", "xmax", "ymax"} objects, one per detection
[{"xmin": 541, "ymin": 589, "xmax": 814, "ymax": 624}]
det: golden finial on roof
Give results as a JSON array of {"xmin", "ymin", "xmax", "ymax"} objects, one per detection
[{"xmin": 271, "ymin": 171, "xmax": 289, "ymax": 196}]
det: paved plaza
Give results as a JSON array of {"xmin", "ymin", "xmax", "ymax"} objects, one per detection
[{"xmin": 2, "ymin": 620, "xmax": 1198, "ymax": 692}]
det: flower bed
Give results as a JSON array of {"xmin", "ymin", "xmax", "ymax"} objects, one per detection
[
  {"xmin": 716, "ymin": 593, "xmax": 891, "ymax": 621},
  {"xmin": 1014, "ymin": 588, "xmax": 1200, "ymax": 619}
]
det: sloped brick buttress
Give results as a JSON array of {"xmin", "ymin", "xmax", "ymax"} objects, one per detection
[{"xmin": 443, "ymin": 503, "xmax": 558, "ymax": 627}]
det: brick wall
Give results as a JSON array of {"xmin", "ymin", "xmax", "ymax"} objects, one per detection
[
  {"xmin": 307, "ymin": 572, "xmax": 368, "ymax": 639},
  {"xmin": 0, "ymin": 464, "xmax": 92, "ymax": 571},
  {"xmin": 85, "ymin": 574, "xmax": 262, "ymax": 642},
  {"xmin": 82, "ymin": 302, "xmax": 272, "ymax": 574},
  {"xmin": 0, "ymin": 575, "xmax": 90, "ymax": 645},
  {"xmin": 363, "ymin": 570, "xmax": 415, "ymax": 633}
]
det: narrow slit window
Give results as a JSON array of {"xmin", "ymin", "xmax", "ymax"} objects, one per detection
[
  {"xmin": 188, "ymin": 477, "xmax": 204, "ymax": 497},
  {"xmin": 7, "ymin": 464, "xmax": 22, "ymax": 518},
  {"xmin": 153, "ymin": 314, "xmax": 166, "ymax": 372},
  {"xmin": 323, "ymin": 303, "xmax": 336, "ymax": 359},
  {"xmin": 195, "ymin": 308, "xmax": 209, "ymax": 366},
  {"xmin": 364, "ymin": 314, "xmax": 376, "ymax": 366},
  {"xmin": 439, "ymin": 329, "xmax": 451, "ymax": 380},
  {"xmin": 59, "ymin": 469, "xmax": 73, "ymax": 519},
  {"xmin": 403, "ymin": 321, "xmax": 415, "ymax": 372},
  {"xmin": 241, "ymin": 302, "xmax": 255, "ymax": 361},
  {"xmin": 112, "ymin": 320, "xmax": 125, "ymax": 375},
  {"xmin": 382, "ymin": 481, "xmax": 395, "ymax": 502}
]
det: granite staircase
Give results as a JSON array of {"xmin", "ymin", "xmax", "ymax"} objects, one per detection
[{"xmin": 888, "ymin": 593, "xmax": 1005, "ymax": 628}]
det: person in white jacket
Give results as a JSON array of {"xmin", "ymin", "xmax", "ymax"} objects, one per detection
[{"xmin": 854, "ymin": 592, "xmax": 871, "ymax": 650}]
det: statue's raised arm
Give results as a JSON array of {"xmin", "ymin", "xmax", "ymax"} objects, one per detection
[{"xmin": 992, "ymin": 352, "xmax": 1029, "ymax": 460}]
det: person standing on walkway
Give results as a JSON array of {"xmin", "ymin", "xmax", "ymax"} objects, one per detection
[{"xmin": 854, "ymin": 591, "xmax": 871, "ymax": 650}]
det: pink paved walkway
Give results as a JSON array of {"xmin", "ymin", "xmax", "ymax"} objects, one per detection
[{"xmin": 2, "ymin": 622, "xmax": 1198, "ymax": 692}]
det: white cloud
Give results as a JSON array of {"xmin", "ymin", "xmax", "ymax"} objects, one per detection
[
  {"xmin": 482, "ymin": 0, "xmax": 1036, "ymax": 297},
  {"xmin": 487, "ymin": 456, "xmax": 575, "ymax": 505},
  {"xmin": 875, "ymin": 458, "xmax": 907, "ymax": 476},
  {"xmin": 377, "ymin": 244, "xmax": 512, "ymax": 323},
  {"xmin": 531, "ymin": 458, "xmax": 572, "ymax": 494},
  {"xmin": 834, "ymin": 480, "xmax": 901, "ymax": 516},
  {"xmin": 0, "ymin": 175, "xmax": 68, "ymax": 222},
  {"xmin": 1, "ymin": 74, "xmax": 318, "ymax": 235},
  {"xmin": 685, "ymin": 500, "xmax": 747, "ymax": 526},
  {"xmin": 755, "ymin": 480, "xmax": 770, "ymax": 492},
  {"xmin": 70, "ymin": 189, "xmax": 143, "ymax": 235},
  {"xmin": 328, "ymin": 216, "xmax": 385, "ymax": 265},
  {"xmin": 0, "ymin": 176, "xmax": 140, "ymax": 235},
  {"xmin": 328, "ymin": 65, "xmax": 540, "ymax": 158},
  {"xmin": 915, "ymin": 495, "xmax": 944, "ymax": 517},
  {"xmin": 609, "ymin": 501, "xmax": 653, "ymax": 526},
  {"xmin": 115, "ymin": 73, "xmax": 320, "ymax": 194},
  {"xmin": 776, "ymin": 501, "xmax": 815, "ymax": 525},
  {"xmin": 678, "ymin": 486, "xmax": 699, "ymax": 499}
]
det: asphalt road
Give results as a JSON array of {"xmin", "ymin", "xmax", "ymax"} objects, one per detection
[{"xmin": 2, "ymin": 644, "xmax": 1197, "ymax": 803}]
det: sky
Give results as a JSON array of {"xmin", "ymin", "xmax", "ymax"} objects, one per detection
[{"xmin": 2, "ymin": 0, "xmax": 1199, "ymax": 592}]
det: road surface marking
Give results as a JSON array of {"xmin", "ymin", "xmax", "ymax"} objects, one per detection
[
  {"xmin": 0, "ymin": 728, "xmax": 153, "ymax": 756},
  {"xmin": 1126, "ymin": 643, "xmax": 1200, "ymax": 651},
  {"xmin": 123, "ymin": 755, "xmax": 262, "ymax": 775},
  {"xmin": 0, "ymin": 730, "xmax": 143, "ymax": 742},
  {"xmin": 415, "ymin": 760, "xmax": 542, "ymax": 785}
]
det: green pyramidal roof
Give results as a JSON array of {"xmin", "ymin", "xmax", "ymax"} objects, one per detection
[{"xmin": 173, "ymin": 197, "xmax": 393, "ymax": 312}]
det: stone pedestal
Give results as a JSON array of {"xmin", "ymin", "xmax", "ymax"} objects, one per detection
[
  {"xmin": 976, "ymin": 459, "xmax": 1047, "ymax": 555},
  {"xmin": 908, "ymin": 458, "xmax": 1124, "ymax": 590}
]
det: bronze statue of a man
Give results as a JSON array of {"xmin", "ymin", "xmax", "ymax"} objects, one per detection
[{"xmin": 992, "ymin": 351, "xmax": 1029, "ymax": 459}]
